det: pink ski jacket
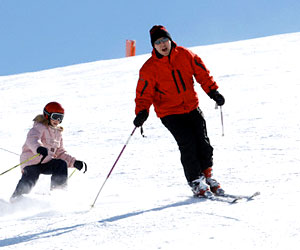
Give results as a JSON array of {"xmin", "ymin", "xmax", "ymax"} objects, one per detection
[{"xmin": 20, "ymin": 115, "xmax": 76, "ymax": 171}]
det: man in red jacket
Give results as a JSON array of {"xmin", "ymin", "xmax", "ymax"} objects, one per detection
[{"xmin": 134, "ymin": 25, "xmax": 225, "ymax": 197}]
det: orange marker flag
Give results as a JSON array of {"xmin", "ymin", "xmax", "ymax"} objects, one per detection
[{"xmin": 126, "ymin": 40, "xmax": 136, "ymax": 57}]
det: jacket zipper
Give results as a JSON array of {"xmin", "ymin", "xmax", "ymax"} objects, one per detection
[
  {"xmin": 176, "ymin": 70, "xmax": 186, "ymax": 91},
  {"xmin": 172, "ymin": 70, "xmax": 186, "ymax": 93},
  {"xmin": 171, "ymin": 70, "xmax": 181, "ymax": 93}
]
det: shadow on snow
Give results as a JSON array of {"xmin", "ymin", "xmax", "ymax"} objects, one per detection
[{"xmin": 0, "ymin": 197, "xmax": 239, "ymax": 247}]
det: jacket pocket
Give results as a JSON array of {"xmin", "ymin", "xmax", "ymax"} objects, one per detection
[
  {"xmin": 155, "ymin": 87, "xmax": 166, "ymax": 95},
  {"xmin": 155, "ymin": 87, "xmax": 166, "ymax": 103}
]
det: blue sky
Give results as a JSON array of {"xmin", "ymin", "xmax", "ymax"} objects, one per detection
[{"xmin": 0, "ymin": 0, "xmax": 299, "ymax": 76}]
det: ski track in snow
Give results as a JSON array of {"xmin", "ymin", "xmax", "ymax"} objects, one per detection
[{"xmin": 0, "ymin": 32, "xmax": 300, "ymax": 249}]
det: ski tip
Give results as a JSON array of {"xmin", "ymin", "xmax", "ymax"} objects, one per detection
[
  {"xmin": 231, "ymin": 199, "xmax": 239, "ymax": 204},
  {"xmin": 250, "ymin": 191, "xmax": 261, "ymax": 198}
]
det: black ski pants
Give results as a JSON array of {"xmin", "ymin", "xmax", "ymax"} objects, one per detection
[
  {"xmin": 12, "ymin": 159, "xmax": 68, "ymax": 197},
  {"xmin": 161, "ymin": 108, "xmax": 213, "ymax": 183}
]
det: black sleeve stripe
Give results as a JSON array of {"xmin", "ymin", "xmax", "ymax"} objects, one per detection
[
  {"xmin": 140, "ymin": 80, "xmax": 148, "ymax": 96},
  {"xmin": 194, "ymin": 58, "xmax": 207, "ymax": 72}
]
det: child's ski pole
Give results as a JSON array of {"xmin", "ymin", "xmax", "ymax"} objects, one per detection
[{"xmin": 0, "ymin": 154, "xmax": 40, "ymax": 176}]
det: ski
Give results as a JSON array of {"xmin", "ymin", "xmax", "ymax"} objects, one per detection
[
  {"xmin": 194, "ymin": 194, "xmax": 240, "ymax": 204},
  {"xmin": 206, "ymin": 195, "xmax": 241, "ymax": 204},
  {"xmin": 218, "ymin": 191, "xmax": 260, "ymax": 201},
  {"xmin": 194, "ymin": 191, "xmax": 260, "ymax": 204}
]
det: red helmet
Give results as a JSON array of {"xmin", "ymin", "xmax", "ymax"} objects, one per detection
[{"xmin": 43, "ymin": 102, "xmax": 64, "ymax": 120}]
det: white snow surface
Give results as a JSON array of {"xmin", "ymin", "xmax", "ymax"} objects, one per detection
[{"xmin": 0, "ymin": 32, "xmax": 300, "ymax": 249}]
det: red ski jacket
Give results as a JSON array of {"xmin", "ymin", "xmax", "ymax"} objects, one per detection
[{"xmin": 135, "ymin": 44, "xmax": 219, "ymax": 118}]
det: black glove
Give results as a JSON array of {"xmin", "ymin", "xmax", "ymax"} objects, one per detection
[
  {"xmin": 37, "ymin": 146, "xmax": 48, "ymax": 164},
  {"xmin": 208, "ymin": 90, "xmax": 225, "ymax": 106},
  {"xmin": 37, "ymin": 146, "xmax": 48, "ymax": 157},
  {"xmin": 133, "ymin": 109, "xmax": 149, "ymax": 127},
  {"xmin": 74, "ymin": 160, "xmax": 87, "ymax": 173}
]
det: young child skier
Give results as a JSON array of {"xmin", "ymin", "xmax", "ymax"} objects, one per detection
[{"xmin": 10, "ymin": 102, "xmax": 87, "ymax": 202}]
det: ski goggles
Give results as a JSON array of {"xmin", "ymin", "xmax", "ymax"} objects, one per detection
[
  {"xmin": 154, "ymin": 37, "xmax": 169, "ymax": 45},
  {"xmin": 50, "ymin": 113, "xmax": 64, "ymax": 122}
]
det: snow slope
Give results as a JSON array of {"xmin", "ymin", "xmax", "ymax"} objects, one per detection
[{"xmin": 0, "ymin": 32, "xmax": 300, "ymax": 250}]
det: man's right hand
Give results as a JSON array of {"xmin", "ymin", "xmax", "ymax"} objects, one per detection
[{"xmin": 133, "ymin": 110, "xmax": 149, "ymax": 127}]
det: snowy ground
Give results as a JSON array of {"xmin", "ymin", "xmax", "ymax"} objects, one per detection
[{"xmin": 0, "ymin": 32, "xmax": 300, "ymax": 249}]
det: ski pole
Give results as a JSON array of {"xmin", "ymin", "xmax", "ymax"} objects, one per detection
[
  {"xmin": 0, "ymin": 153, "xmax": 40, "ymax": 176},
  {"xmin": 91, "ymin": 127, "xmax": 137, "ymax": 208},
  {"xmin": 0, "ymin": 147, "xmax": 19, "ymax": 156},
  {"xmin": 68, "ymin": 169, "xmax": 77, "ymax": 179},
  {"xmin": 220, "ymin": 106, "xmax": 224, "ymax": 136},
  {"xmin": 215, "ymin": 103, "xmax": 224, "ymax": 136}
]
